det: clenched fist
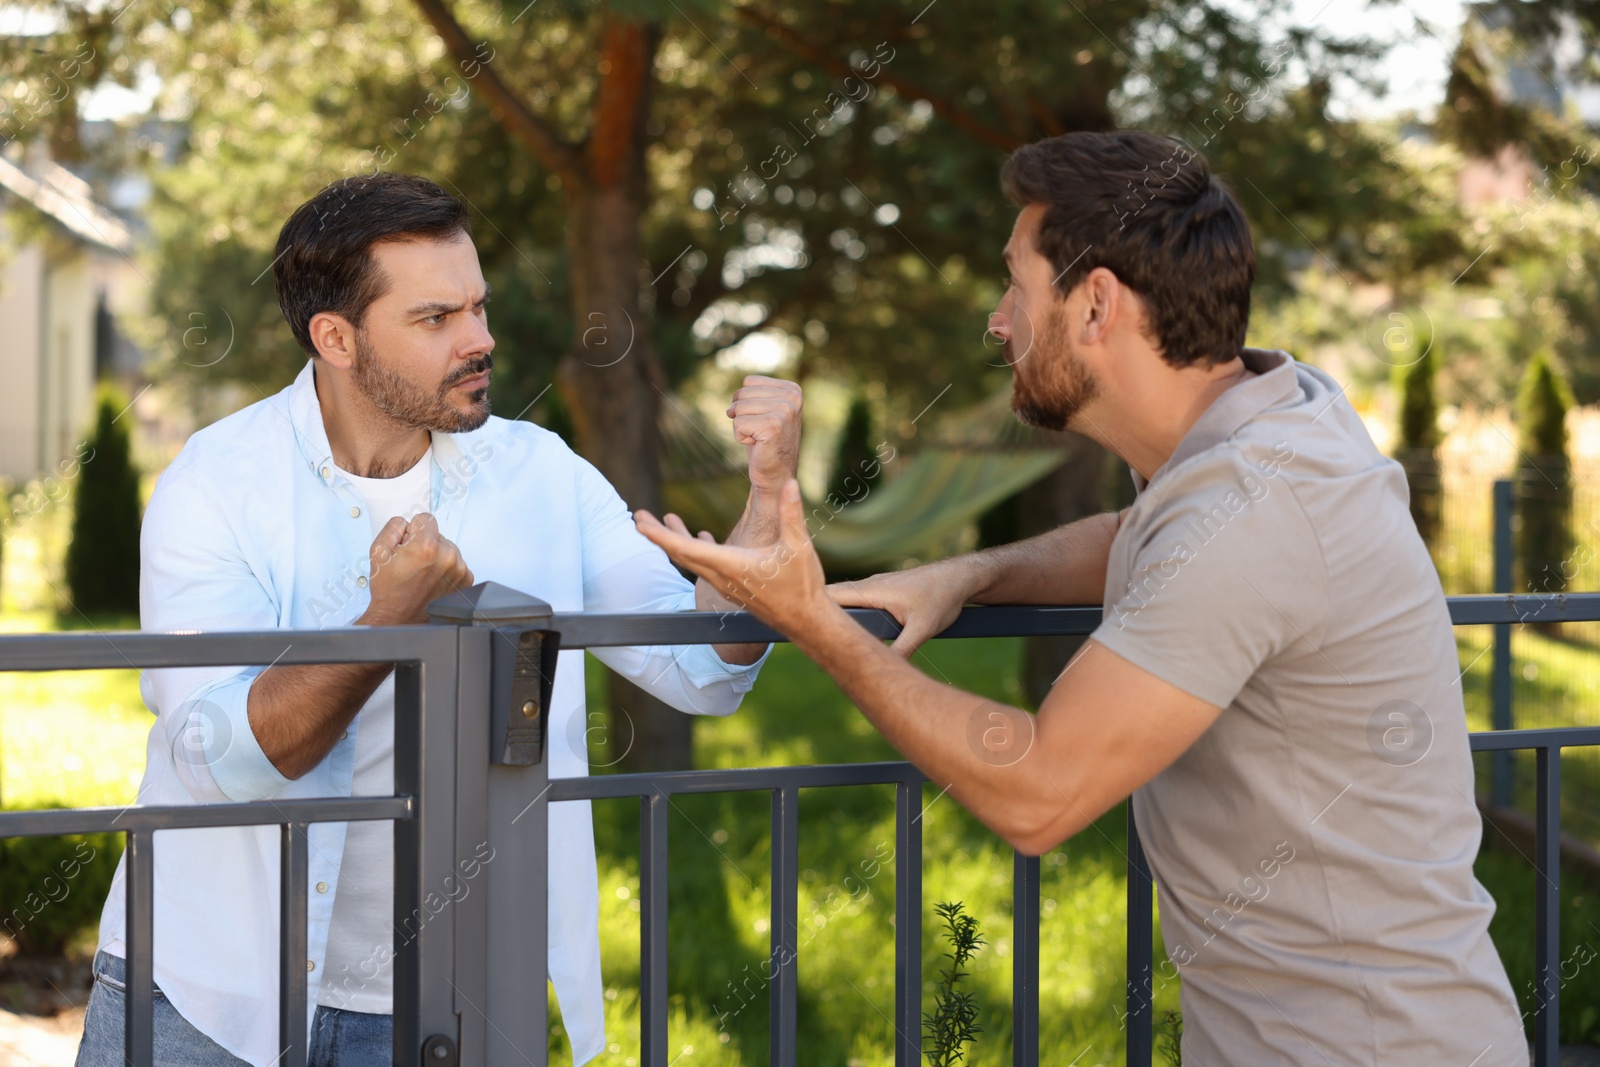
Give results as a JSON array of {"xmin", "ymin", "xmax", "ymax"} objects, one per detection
[
  {"xmin": 359, "ymin": 513, "xmax": 475, "ymax": 626},
  {"xmin": 728, "ymin": 375, "xmax": 803, "ymax": 497}
]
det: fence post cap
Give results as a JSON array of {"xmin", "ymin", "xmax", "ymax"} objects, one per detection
[{"xmin": 427, "ymin": 581, "xmax": 554, "ymax": 626}]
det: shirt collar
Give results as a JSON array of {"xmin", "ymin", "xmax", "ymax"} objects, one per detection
[
  {"xmin": 287, "ymin": 359, "xmax": 478, "ymax": 509},
  {"xmin": 1136, "ymin": 347, "xmax": 1302, "ymax": 492}
]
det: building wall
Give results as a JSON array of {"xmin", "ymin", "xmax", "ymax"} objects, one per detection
[
  {"xmin": 40, "ymin": 240, "xmax": 97, "ymax": 476},
  {"xmin": 0, "ymin": 242, "xmax": 44, "ymax": 483}
]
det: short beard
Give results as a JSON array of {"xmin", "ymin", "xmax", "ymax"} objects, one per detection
[
  {"xmin": 1010, "ymin": 306, "xmax": 1099, "ymax": 432},
  {"xmin": 352, "ymin": 331, "xmax": 492, "ymax": 435}
]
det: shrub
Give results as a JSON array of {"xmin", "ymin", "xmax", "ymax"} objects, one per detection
[
  {"xmin": 1514, "ymin": 352, "xmax": 1574, "ymax": 596},
  {"xmin": 0, "ymin": 826, "xmax": 122, "ymax": 957},
  {"xmin": 1392, "ymin": 319, "xmax": 1441, "ymax": 553},
  {"xmin": 65, "ymin": 385, "xmax": 143, "ymax": 615},
  {"xmin": 826, "ymin": 394, "xmax": 882, "ymax": 505}
]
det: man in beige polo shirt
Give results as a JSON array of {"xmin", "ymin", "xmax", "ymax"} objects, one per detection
[{"xmin": 634, "ymin": 130, "xmax": 1526, "ymax": 1064}]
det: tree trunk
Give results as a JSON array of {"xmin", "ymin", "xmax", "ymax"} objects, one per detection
[
  {"xmin": 1019, "ymin": 433, "xmax": 1112, "ymax": 706},
  {"xmin": 558, "ymin": 140, "xmax": 694, "ymax": 772}
]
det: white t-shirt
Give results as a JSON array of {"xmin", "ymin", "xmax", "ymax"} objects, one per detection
[{"xmin": 317, "ymin": 446, "xmax": 432, "ymax": 1014}]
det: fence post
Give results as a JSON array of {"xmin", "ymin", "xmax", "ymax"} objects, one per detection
[
  {"xmin": 430, "ymin": 582, "xmax": 558, "ymax": 1067},
  {"xmin": 1491, "ymin": 479, "xmax": 1514, "ymax": 808}
]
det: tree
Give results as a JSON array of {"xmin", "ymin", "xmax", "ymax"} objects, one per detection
[
  {"xmin": 825, "ymin": 394, "xmax": 880, "ymax": 503},
  {"xmin": 5, "ymin": 0, "xmax": 1446, "ymax": 766},
  {"xmin": 65, "ymin": 386, "xmax": 142, "ymax": 617},
  {"xmin": 1393, "ymin": 318, "xmax": 1442, "ymax": 554},
  {"xmin": 1515, "ymin": 350, "xmax": 1574, "ymax": 598}
]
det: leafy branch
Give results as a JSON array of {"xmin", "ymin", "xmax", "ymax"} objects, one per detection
[{"xmin": 923, "ymin": 900, "xmax": 985, "ymax": 1067}]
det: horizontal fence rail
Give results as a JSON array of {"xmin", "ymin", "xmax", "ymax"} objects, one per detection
[{"xmin": 2, "ymin": 592, "xmax": 1599, "ymax": 1065}]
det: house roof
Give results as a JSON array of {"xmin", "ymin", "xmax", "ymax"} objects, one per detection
[{"xmin": 0, "ymin": 154, "xmax": 134, "ymax": 255}]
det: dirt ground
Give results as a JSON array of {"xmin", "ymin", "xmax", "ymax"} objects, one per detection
[{"xmin": 0, "ymin": 948, "xmax": 90, "ymax": 1066}]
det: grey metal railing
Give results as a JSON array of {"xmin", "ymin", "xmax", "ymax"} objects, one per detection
[
  {"xmin": 1, "ymin": 589, "xmax": 1597, "ymax": 1066},
  {"xmin": 0, "ymin": 624, "xmax": 473, "ymax": 1067}
]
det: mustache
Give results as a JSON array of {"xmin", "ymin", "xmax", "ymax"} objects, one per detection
[{"xmin": 442, "ymin": 355, "xmax": 494, "ymax": 388}]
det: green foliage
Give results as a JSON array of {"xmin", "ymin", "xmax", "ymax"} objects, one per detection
[
  {"xmin": 923, "ymin": 900, "xmax": 985, "ymax": 1067},
  {"xmin": 1156, "ymin": 1009, "xmax": 1183, "ymax": 1066},
  {"xmin": 1393, "ymin": 320, "xmax": 1442, "ymax": 552},
  {"xmin": 64, "ymin": 386, "xmax": 142, "ymax": 616},
  {"xmin": 1394, "ymin": 321, "xmax": 1440, "ymax": 452},
  {"xmin": 0, "ymin": 827, "xmax": 122, "ymax": 957},
  {"xmin": 5, "ymin": 0, "xmax": 1460, "ymax": 438},
  {"xmin": 1514, "ymin": 352, "xmax": 1574, "ymax": 595},
  {"xmin": 825, "ymin": 395, "xmax": 881, "ymax": 504}
]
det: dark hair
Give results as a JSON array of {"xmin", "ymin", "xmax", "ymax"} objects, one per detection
[
  {"xmin": 1000, "ymin": 131, "xmax": 1254, "ymax": 368},
  {"xmin": 272, "ymin": 173, "xmax": 472, "ymax": 356}
]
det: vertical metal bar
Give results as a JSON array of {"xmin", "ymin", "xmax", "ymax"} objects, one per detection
[
  {"xmin": 414, "ymin": 629, "xmax": 465, "ymax": 1062},
  {"xmin": 279, "ymin": 821, "xmax": 310, "ymax": 1067},
  {"xmin": 451, "ymin": 626, "xmax": 493, "ymax": 1065},
  {"xmin": 1492, "ymin": 478, "xmax": 1515, "ymax": 807},
  {"xmin": 894, "ymin": 775, "xmax": 923, "ymax": 1067},
  {"xmin": 1533, "ymin": 745, "xmax": 1561, "ymax": 1066},
  {"xmin": 770, "ymin": 787, "xmax": 800, "ymax": 1067},
  {"xmin": 641, "ymin": 789, "xmax": 670, "ymax": 1065},
  {"xmin": 1125, "ymin": 805, "xmax": 1154, "ymax": 1067},
  {"xmin": 1012, "ymin": 851, "xmax": 1040, "ymax": 1067},
  {"xmin": 123, "ymin": 828, "xmax": 154, "ymax": 1067},
  {"xmin": 393, "ymin": 659, "xmax": 424, "ymax": 1066}
]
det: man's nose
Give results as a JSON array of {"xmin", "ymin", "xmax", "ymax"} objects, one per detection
[
  {"xmin": 462, "ymin": 315, "xmax": 495, "ymax": 356},
  {"xmin": 988, "ymin": 310, "xmax": 1011, "ymax": 343}
]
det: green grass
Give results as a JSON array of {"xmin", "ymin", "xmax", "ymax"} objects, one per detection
[
  {"xmin": 568, "ymin": 639, "xmax": 1174, "ymax": 1066},
  {"xmin": 0, "ymin": 611, "xmax": 146, "ymax": 810}
]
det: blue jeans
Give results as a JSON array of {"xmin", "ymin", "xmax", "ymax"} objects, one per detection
[{"xmin": 76, "ymin": 950, "xmax": 394, "ymax": 1067}]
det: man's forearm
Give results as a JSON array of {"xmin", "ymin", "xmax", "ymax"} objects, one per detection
[
  {"xmin": 699, "ymin": 488, "xmax": 778, "ymax": 664},
  {"xmin": 247, "ymin": 660, "xmax": 391, "ymax": 780},
  {"xmin": 790, "ymin": 601, "xmax": 1058, "ymax": 847},
  {"xmin": 964, "ymin": 511, "xmax": 1120, "ymax": 606}
]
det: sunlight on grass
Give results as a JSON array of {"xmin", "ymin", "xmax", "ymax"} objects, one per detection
[{"xmin": 0, "ymin": 612, "xmax": 148, "ymax": 810}]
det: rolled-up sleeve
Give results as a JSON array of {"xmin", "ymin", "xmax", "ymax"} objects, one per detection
[
  {"xmin": 574, "ymin": 457, "xmax": 768, "ymax": 716},
  {"xmin": 141, "ymin": 464, "xmax": 293, "ymax": 802}
]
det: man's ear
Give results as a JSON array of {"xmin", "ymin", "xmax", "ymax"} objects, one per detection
[
  {"xmin": 308, "ymin": 312, "xmax": 359, "ymax": 369},
  {"xmin": 1079, "ymin": 266, "xmax": 1123, "ymax": 347}
]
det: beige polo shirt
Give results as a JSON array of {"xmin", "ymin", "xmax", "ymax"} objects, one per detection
[{"xmin": 1092, "ymin": 348, "xmax": 1525, "ymax": 1066}]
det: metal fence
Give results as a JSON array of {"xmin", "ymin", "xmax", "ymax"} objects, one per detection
[{"xmin": 1, "ymin": 588, "xmax": 1596, "ymax": 1066}]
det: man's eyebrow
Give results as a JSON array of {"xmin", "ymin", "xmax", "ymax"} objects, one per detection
[{"xmin": 404, "ymin": 285, "xmax": 492, "ymax": 319}]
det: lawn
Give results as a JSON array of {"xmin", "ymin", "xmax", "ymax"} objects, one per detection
[{"xmin": 1, "ymin": 614, "xmax": 1598, "ymax": 1061}]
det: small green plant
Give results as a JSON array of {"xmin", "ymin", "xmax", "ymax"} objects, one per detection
[
  {"xmin": 1156, "ymin": 1008, "xmax": 1183, "ymax": 1066},
  {"xmin": 923, "ymin": 900, "xmax": 985, "ymax": 1067}
]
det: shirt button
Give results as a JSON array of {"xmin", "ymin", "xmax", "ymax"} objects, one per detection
[
  {"xmin": 356, "ymin": 575, "xmax": 368, "ymax": 588},
  {"xmin": 340, "ymin": 730, "xmax": 349, "ymax": 740},
  {"xmin": 349, "ymin": 506, "xmax": 361, "ymax": 518},
  {"xmin": 315, "ymin": 881, "xmax": 328, "ymax": 894},
  {"xmin": 320, "ymin": 466, "xmax": 330, "ymax": 479},
  {"xmin": 306, "ymin": 960, "xmax": 315, "ymax": 972}
]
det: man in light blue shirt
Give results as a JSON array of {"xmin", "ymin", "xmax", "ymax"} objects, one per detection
[{"xmin": 76, "ymin": 173, "xmax": 797, "ymax": 1067}]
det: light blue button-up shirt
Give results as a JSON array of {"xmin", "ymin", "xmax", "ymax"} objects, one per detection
[{"xmin": 96, "ymin": 360, "xmax": 765, "ymax": 1066}]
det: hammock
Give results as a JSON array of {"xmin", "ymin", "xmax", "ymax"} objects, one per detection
[{"xmin": 659, "ymin": 391, "xmax": 1070, "ymax": 570}]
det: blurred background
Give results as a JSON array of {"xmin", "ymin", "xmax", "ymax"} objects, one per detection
[{"xmin": 3, "ymin": 0, "xmax": 1600, "ymax": 1063}]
